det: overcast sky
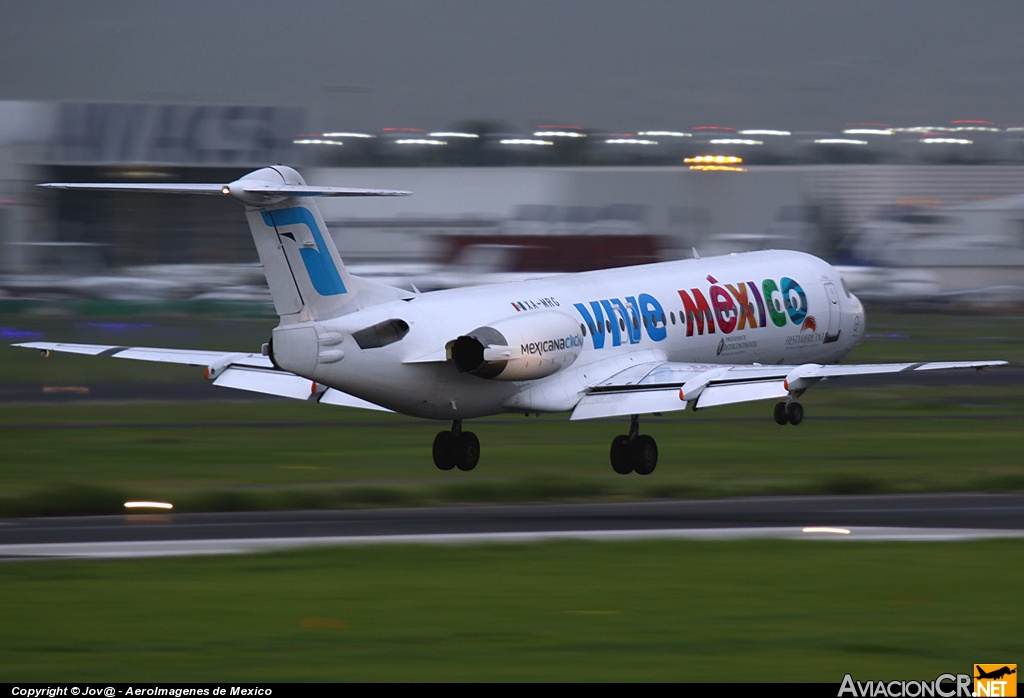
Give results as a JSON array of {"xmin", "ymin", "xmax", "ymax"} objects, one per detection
[{"xmin": 3, "ymin": 1, "xmax": 1024, "ymax": 133}]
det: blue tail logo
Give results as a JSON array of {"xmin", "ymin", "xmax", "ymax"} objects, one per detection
[{"xmin": 262, "ymin": 208, "xmax": 347, "ymax": 296}]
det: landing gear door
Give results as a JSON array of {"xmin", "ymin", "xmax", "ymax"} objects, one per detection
[{"xmin": 823, "ymin": 282, "xmax": 841, "ymax": 343}]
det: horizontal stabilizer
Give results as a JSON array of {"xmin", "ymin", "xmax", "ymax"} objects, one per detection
[{"xmin": 39, "ymin": 182, "xmax": 411, "ymax": 203}]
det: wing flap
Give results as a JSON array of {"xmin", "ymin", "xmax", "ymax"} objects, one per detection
[
  {"xmin": 320, "ymin": 389, "xmax": 393, "ymax": 412},
  {"xmin": 695, "ymin": 380, "xmax": 788, "ymax": 408},
  {"xmin": 213, "ymin": 367, "xmax": 393, "ymax": 411},
  {"xmin": 213, "ymin": 366, "xmax": 314, "ymax": 400},
  {"xmin": 571, "ymin": 388, "xmax": 687, "ymax": 421}
]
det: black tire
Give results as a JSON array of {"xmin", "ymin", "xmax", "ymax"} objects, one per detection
[
  {"xmin": 432, "ymin": 431, "xmax": 456, "ymax": 471},
  {"xmin": 454, "ymin": 431, "xmax": 480, "ymax": 471},
  {"xmin": 773, "ymin": 401, "xmax": 789, "ymax": 425},
  {"xmin": 631, "ymin": 435, "xmax": 658, "ymax": 475},
  {"xmin": 610, "ymin": 435, "xmax": 632, "ymax": 474},
  {"xmin": 786, "ymin": 401, "xmax": 804, "ymax": 426}
]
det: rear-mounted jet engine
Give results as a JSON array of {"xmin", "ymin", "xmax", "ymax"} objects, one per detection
[{"xmin": 450, "ymin": 310, "xmax": 584, "ymax": 380}]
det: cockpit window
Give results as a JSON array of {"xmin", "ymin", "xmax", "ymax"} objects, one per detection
[{"xmin": 352, "ymin": 318, "xmax": 410, "ymax": 349}]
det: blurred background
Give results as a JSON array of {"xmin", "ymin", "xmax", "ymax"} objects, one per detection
[
  {"xmin": 2, "ymin": 1, "xmax": 1024, "ymax": 310},
  {"xmin": 3, "ymin": 2, "xmax": 1024, "ymax": 682}
]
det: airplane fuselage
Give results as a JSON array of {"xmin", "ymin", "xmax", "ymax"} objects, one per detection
[{"xmin": 276, "ymin": 249, "xmax": 865, "ymax": 420}]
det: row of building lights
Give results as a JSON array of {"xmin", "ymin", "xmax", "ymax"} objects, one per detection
[{"xmin": 295, "ymin": 120, "xmax": 1022, "ymax": 149}]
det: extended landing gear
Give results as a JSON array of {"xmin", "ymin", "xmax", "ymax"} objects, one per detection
[
  {"xmin": 773, "ymin": 401, "xmax": 804, "ymax": 426},
  {"xmin": 433, "ymin": 420, "xmax": 480, "ymax": 472},
  {"xmin": 609, "ymin": 414, "xmax": 658, "ymax": 475}
]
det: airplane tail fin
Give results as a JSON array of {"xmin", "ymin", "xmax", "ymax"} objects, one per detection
[{"xmin": 41, "ymin": 166, "xmax": 412, "ymax": 322}]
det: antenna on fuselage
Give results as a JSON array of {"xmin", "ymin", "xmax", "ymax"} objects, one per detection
[{"xmin": 692, "ymin": 247, "xmax": 700, "ymax": 259}]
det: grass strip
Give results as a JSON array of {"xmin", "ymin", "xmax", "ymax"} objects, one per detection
[{"xmin": 0, "ymin": 539, "xmax": 1020, "ymax": 681}]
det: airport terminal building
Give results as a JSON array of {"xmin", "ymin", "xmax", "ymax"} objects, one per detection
[{"xmin": 4, "ymin": 100, "xmax": 1024, "ymax": 303}]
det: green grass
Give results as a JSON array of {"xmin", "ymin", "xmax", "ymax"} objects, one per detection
[
  {"xmin": 0, "ymin": 539, "xmax": 1020, "ymax": 681},
  {"xmin": 1, "ymin": 387, "xmax": 1023, "ymax": 514}
]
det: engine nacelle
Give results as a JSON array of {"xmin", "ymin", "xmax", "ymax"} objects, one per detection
[{"xmin": 450, "ymin": 310, "xmax": 585, "ymax": 381}]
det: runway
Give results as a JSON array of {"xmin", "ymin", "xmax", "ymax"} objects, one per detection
[{"xmin": 1, "ymin": 493, "xmax": 1023, "ymax": 559}]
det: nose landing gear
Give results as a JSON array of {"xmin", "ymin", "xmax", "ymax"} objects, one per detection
[
  {"xmin": 609, "ymin": 414, "xmax": 658, "ymax": 475},
  {"xmin": 433, "ymin": 420, "xmax": 480, "ymax": 471}
]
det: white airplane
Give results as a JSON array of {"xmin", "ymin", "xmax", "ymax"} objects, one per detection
[{"xmin": 17, "ymin": 166, "xmax": 1006, "ymax": 475}]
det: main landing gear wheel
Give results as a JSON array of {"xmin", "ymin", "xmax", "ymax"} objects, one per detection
[
  {"xmin": 609, "ymin": 415, "xmax": 658, "ymax": 475},
  {"xmin": 453, "ymin": 431, "xmax": 480, "ymax": 472},
  {"xmin": 773, "ymin": 401, "xmax": 804, "ymax": 426},
  {"xmin": 632, "ymin": 435, "xmax": 658, "ymax": 476},
  {"xmin": 610, "ymin": 435, "xmax": 632, "ymax": 474},
  {"xmin": 786, "ymin": 401, "xmax": 804, "ymax": 426},
  {"xmin": 432, "ymin": 431, "xmax": 456, "ymax": 470},
  {"xmin": 433, "ymin": 420, "xmax": 480, "ymax": 472}
]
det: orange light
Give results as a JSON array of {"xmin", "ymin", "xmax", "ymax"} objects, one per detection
[
  {"xmin": 684, "ymin": 155, "xmax": 742, "ymax": 164},
  {"xmin": 688, "ymin": 165, "xmax": 747, "ymax": 172}
]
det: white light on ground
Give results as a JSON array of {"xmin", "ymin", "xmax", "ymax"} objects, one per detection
[
  {"xmin": 802, "ymin": 527, "xmax": 851, "ymax": 535},
  {"xmin": 605, "ymin": 139, "xmax": 657, "ymax": 145},
  {"xmin": 293, "ymin": 139, "xmax": 343, "ymax": 146},
  {"xmin": 844, "ymin": 129, "xmax": 893, "ymax": 135},
  {"xmin": 639, "ymin": 131, "xmax": 691, "ymax": 137},
  {"xmin": 429, "ymin": 132, "xmax": 479, "ymax": 138},
  {"xmin": 815, "ymin": 139, "xmax": 868, "ymax": 145},
  {"xmin": 394, "ymin": 139, "xmax": 446, "ymax": 145},
  {"xmin": 921, "ymin": 138, "xmax": 972, "ymax": 144},
  {"xmin": 534, "ymin": 131, "xmax": 585, "ymax": 138},
  {"xmin": 500, "ymin": 139, "xmax": 553, "ymax": 145},
  {"xmin": 739, "ymin": 130, "xmax": 790, "ymax": 136},
  {"xmin": 709, "ymin": 139, "xmax": 762, "ymax": 145},
  {"xmin": 125, "ymin": 501, "xmax": 173, "ymax": 510},
  {"xmin": 322, "ymin": 132, "xmax": 375, "ymax": 138}
]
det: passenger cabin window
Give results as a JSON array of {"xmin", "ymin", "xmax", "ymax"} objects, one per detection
[{"xmin": 352, "ymin": 319, "xmax": 410, "ymax": 349}]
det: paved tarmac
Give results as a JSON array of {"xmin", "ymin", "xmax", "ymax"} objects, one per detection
[{"xmin": 2, "ymin": 494, "xmax": 1023, "ymax": 558}]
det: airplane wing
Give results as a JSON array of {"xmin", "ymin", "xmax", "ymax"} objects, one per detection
[
  {"xmin": 13, "ymin": 341, "xmax": 392, "ymax": 412},
  {"xmin": 570, "ymin": 359, "xmax": 1007, "ymax": 421}
]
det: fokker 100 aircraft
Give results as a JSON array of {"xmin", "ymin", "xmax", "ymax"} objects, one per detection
[{"xmin": 17, "ymin": 166, "xmax": 1006, "ymax": 475}]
